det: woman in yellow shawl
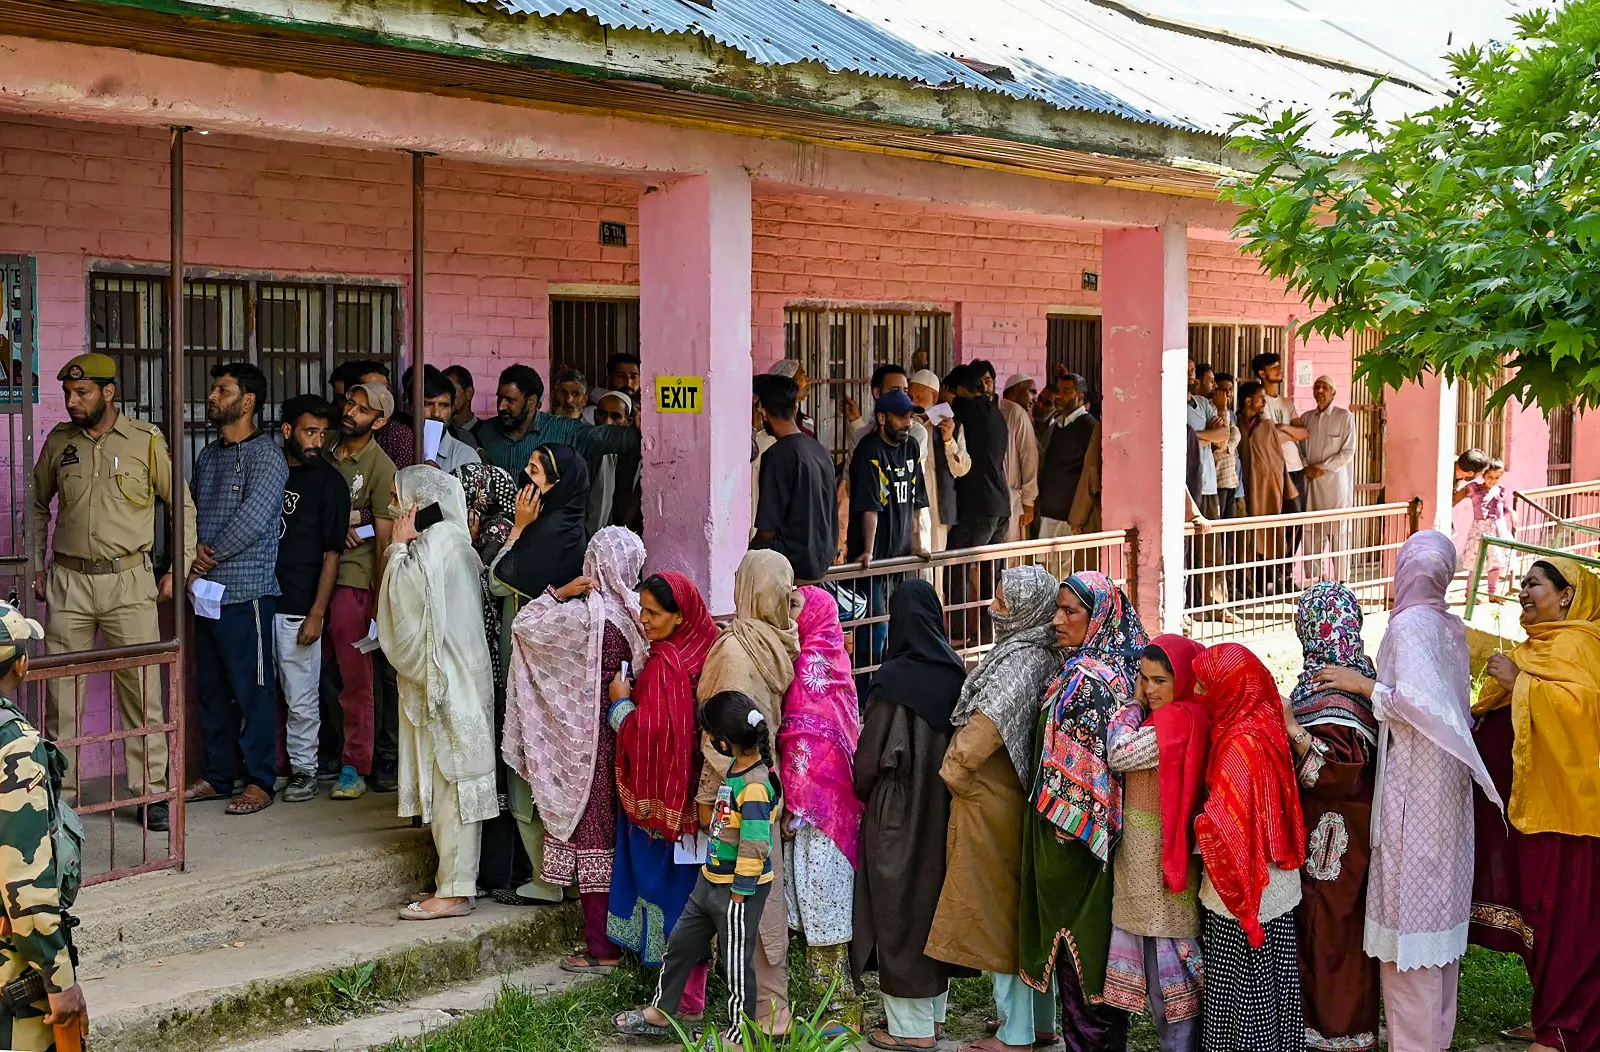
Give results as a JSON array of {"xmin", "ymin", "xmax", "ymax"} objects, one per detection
[{"xmin": 1470, "ymin": 556, "xmax": 1600, "ymax": 1052}]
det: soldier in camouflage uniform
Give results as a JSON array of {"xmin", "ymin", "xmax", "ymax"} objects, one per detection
[{"xmin": 0, "ymin": 601, "xmax": 88, "ymax": 1051}]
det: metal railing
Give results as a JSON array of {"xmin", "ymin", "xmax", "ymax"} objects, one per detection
[
  {"xmin": 822, "ymin": 529, "xmax": 1136, "ymax": 676},
  {"xmin": 1514, "ymin": 481, "xmax": 1600, "ymax": 558},
  {"xmin": 1181, "ymin": 500, "xmax": 1420, "ymax": 643},
  {"xmin": 19, "ymin": 641, "xmax": 185, "ymax": 885},
  {"xmin": 1466, "ymin": 536, "xmax": 1600, "ymax": 620}
]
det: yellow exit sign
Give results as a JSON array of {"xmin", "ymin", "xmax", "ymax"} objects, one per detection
[{"xmin": 655, "ymin": 375, "xmax": 705, "ymax": 413}]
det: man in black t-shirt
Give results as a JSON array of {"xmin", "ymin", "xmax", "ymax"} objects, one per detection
[
  {"xmin": 752, "ymin": 374, "xmax": 838, "ymax": 583},
  {"xmin": 847, "ymin": 389, "xmax": 929, "ymax": 667},
  {"xmin": 274, "ymin": 394, "xmax": 351, "ymax": 803},
  {"xmin": 847, "ymin": 389, "xmax": 929, "ymax": 566}
]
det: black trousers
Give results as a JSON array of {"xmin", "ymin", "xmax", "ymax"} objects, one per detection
[
  {"xmin": 654, "ymin": 877, "xmax": 773, "ymax": 1041},
  {"xmin": 947, "ymin": 514, "xmax": 1009, "ymax": 644}
]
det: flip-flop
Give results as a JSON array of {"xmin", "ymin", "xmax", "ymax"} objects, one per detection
[
  {"xmin": 1502, "ymin": 1026, "xmax": 1536, "ymax": 1043},
  {"xmin": 560, "ymin": 953, "xmax": 619, "ymax": 974},
  {"xmin": 398, "ymin": 899, "xmax": 474, "ymax": 921},
  {"xmin": 491, "ymin": 887, "xmax": 562, "ymax": 907},
  {"xmin": 867, "ymin": 1029, "xmax": 938, "ymax": 1051},
  {"xmin": 614, "ymin": 1009, "xmax": 678, "ymax": 1039}
]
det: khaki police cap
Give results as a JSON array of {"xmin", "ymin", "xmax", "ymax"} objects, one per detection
[{"xmin": 57, "ymin": 353, "xmax": 118, "ymax": 383}]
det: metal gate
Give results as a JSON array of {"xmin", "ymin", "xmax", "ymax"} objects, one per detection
[
  {"xmin": 1548, "ymin": 405, "xmax": 1574, "ymax": 486},
  {"xmin": 783, "ymin": 307, "xmax": 952, "ymax": 464},
  {"xmin": 1456, "ymin": 374, "xmax": 1508, "ymax": 462}
]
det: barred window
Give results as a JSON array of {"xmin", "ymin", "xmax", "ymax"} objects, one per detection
[
  {"xmin": 783, "ymin": 307, "xmax": 953, "ymax": 464},
  {"xmin": 88, "ymin": 271, "xmax": 400, "ymax": 467},
  {"xmin": 549, "ymin": 297, "xmax": 640, "ymax": 392}
]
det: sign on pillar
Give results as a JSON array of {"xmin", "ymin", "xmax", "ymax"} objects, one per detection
[{"xmin": 655, "ymin": 375, "xmax": 705, "ymax": 413}]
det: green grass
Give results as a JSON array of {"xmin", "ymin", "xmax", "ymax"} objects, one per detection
[{"xmin": 378, "ymin": 943, "xmax": 1534, "ymax": 1052}]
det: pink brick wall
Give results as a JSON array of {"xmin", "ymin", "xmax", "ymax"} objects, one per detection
[{"xmin": 0, "ymin": 113, "xmax": 642, "ymax": 440}]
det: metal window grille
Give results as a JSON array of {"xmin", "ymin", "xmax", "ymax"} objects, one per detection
[
  {"xmin": 550, "ymin": 297, "xmax": 641, "ymax": 392},
  {"xmin": 1548, "ymin": 405, "xmax": 1574, "ymax": 486},
  {"xmin": 1, "ymin": 255, "xmax": 37, "ymax": 610},
  {"xmin": 783, "ymin": 307, "xmax": 953, "ymax": 464},
  {"xmin": 1350, "ymin": 329, "xmax": 1387, "ymax": 505},
  {"xmin": 1187, "ymin": 323, "xmax": 1288, "ymax": 389},
  {"xmin": 1455, "ymin": 375, "xmax": 1507, "ymax": 463},
  {"xmin": 89, "ymin": 272, "xmax": 399, "ymax": 459},
  {"xmin": 1045, "ymin": 316, "xmax": 1102, "ymax": 417}
]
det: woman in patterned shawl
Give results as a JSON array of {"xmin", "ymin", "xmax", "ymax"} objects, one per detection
[
  {"xmin": 1282, "ymin": 583, "xmax": 1380, "ymax": 1052},
  {"xmin": 926, "ymin": 565, "xmax": 1064, "ymax": 1052},
  {"xmin": 1019, "ymin": 571, "xmax": 1148, "ymax": 1052},
  {"xmin": 503, "ymin": 527, "xmax": 649, "ymax": 972}
]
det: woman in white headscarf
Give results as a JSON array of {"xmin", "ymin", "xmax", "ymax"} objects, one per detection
[
  {"xmin": 504, "ymin": 526, "xmax": 650, "ymax": 972},
  {"xmin": 379, "ymin": 465, "xmax": 501, "ymax": 921}
]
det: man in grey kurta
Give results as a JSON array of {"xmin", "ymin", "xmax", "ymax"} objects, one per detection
[{"xmin": 1299, "ymin": 376, "xmax": 1358, "ymax": 582}]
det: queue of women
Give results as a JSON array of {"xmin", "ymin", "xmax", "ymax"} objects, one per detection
[{"xmin": 372, "ymin": 442, "xmax": 1599, "ymax": 1052}]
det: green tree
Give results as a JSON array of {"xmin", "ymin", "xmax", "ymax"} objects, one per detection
[{"xmin": 1222, "ymin": 0, "xmax": 1600, "ymax": 410}]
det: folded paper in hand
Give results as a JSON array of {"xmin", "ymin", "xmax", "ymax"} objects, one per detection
[
  {"xmin": 354, "ymin": 619, "xmax": 382, "ymax": 654},
  {"xmin": 422, "ymin": 419, "xmax": 445, "ymax": 463},
  {"xmin": 191, "ymin": 579, "xmax": 225, "ymax": 620}
]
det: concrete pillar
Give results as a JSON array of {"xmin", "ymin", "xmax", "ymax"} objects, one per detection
[
  {"xmin": 1384, "ymin": 373, "xmax": 1456, "ymax": 532},
  {"xmin": 1100, "ymin": 223, "xmax": 1188, "ymax": 633},
  {"xmin": 1502, "ymin": 399, "xmax": 1551, "ymax": 496},
  {"xmin": 638, "ymin": 169, "xmax": 753, "ymax": 612},
  {"xmin": 1574, "ymin": 411, "xmax": 1600, "ymax": 482}
]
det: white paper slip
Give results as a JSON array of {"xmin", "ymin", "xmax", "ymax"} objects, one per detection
[
  {"xmin": 422, "ymin": 418, "xmax": 445, "ymax": 463},
  {"xmin": 354, "ymin": 524, "xmax": 376, "ymax": 540},
  {"xmin": 191, "ymin": 579, "xmax": 225, "ymax": 620},
  {"xmin": 673, "ymin": 831, "xmax": 708, "ymax": 866},
  {"xmin": 924, "ymin": 402, "xmax": 954, "ymax": 426},
  {"xmin": 354, "ymin": 619, "xmax": 382, "ymax": 654}
]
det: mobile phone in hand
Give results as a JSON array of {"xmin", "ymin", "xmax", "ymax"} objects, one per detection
[{"xmin": 414, "ymin": 502, "xmax": 445, "ymax": 532}]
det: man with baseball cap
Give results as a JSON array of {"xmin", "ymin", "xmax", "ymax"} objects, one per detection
[
  {"xmin": 32, "ymin": 352, "xmax": 198, "ymax": 832},
  {"xmin": 845, "ymin": 388, "xmax": 930, "ymax": 664},
  {"xmin": 324, "ymin": 381, "xmax": 399, "ymax": 801},
  {"xmin": 0, "ymin": 600, "xmax": 89, "ymax": 1052}
]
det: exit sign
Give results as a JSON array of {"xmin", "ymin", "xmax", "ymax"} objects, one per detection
[{"xmin": 655, "ymin": 375, "xmax": 704, "ymax": 413}]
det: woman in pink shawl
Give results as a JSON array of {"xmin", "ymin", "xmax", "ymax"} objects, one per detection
[
  {"xmin": 503, "ymin": 526, "xmax": 650, "ymax": 973},
  {"xmin": 778, "ymin": 585, "xmax": 864, "ymax": 1028},
  {"xmin": 1312, "ymin": 530, "xmax": 1502, "ymax": 1052}
]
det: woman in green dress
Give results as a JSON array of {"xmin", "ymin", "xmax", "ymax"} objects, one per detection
[{"xmin": 1019, "ymin": 571, "xmax": 1148, "ymax": 1052}]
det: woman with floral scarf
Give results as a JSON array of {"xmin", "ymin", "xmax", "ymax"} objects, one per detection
[
  {"xmin": 1281, "ymin": 583, "xmax": 1380, "ymax": 1052},
  {"xmin": 1019, "ymin": 571, "xmax": 1148, "ymax": 1052}
]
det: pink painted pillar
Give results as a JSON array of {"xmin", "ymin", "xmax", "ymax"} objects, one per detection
[
  {"xmin": 1503, "ymin": 399, "xmax": 1551, "ymax": 496},
  {"xmin": 1384, "ymin": 374, "xmax": 1455, "ymax": 532},
  {"xmin": 638, "ymin": 170, "xmax": 753, "ymax": 612},
  {"xmin": 1574, "ymin": 411, "xmax": 1600, "ymax": 482},
  {"xmin": 1101, "ymin": 223, "xmax": 1188, "ymax": 633}
]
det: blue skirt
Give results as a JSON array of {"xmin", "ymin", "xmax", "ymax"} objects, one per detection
[{"xmin": 606, "ymin": 819, "xmax": 702, "ymax": 965}]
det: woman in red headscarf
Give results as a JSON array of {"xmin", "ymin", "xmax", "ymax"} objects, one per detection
[
  {"xmin": 1191, "ymin": 642, "xmax": 1306, "ymax": 1052},
  {"xmin": 1102, "ymin": 634, "xmax": 1208, "ymax": 1052},
  {"xmin": 607, "ymin": 571, "xmax": 718, "ymax": 1035}
]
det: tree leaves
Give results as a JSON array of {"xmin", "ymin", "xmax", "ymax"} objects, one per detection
[{"xmin": 1222, "ymin": 0, "xmax": 1600, "ymax": 411}]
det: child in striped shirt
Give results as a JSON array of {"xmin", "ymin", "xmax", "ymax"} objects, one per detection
[{"xmin": 614, "ymin": 690, "xmax": 781, "ymax": 1044}]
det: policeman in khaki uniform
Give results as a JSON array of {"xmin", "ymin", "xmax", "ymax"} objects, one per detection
[
  {"xmin": 0, "ymin": 601, "xmax": 89, "ymax": 1051},
  {"xmin": 31, "ymin": 353, "xmax": 196, "ymax": 832}
]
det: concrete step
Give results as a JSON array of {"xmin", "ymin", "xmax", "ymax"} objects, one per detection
[
  {"xmin": 75, "ymin": 791, "xmax": 433, "ymax": 970},
  {"xmin": 85, "ymin": 899, "xmax": 581, "ymax": 1052}
]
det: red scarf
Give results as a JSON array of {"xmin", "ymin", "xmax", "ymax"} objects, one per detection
[
  {"xmin": 1144, "ymin": 634, "xmax": 1210, "ymax": 896},
  {"xmin": 615, "ymin": 571, "xmax": 719, "ymax": 840},
  {"xmin": 1192, "ymin": 642, "xmax": 1305, "ymax": 947}
]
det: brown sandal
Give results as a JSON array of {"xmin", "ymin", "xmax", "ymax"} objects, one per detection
[
  {"xmin": 226, "ymin": 785, "xmax": 273, "ymax": 815},
  {"xmin": 183, "ymin": 779, "xmax": 228, "ymax": 802}
]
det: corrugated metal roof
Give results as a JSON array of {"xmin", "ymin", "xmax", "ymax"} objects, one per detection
[{"xmin": 478, "ymin": 0, "xmax": 1442, "ymax": 149}]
